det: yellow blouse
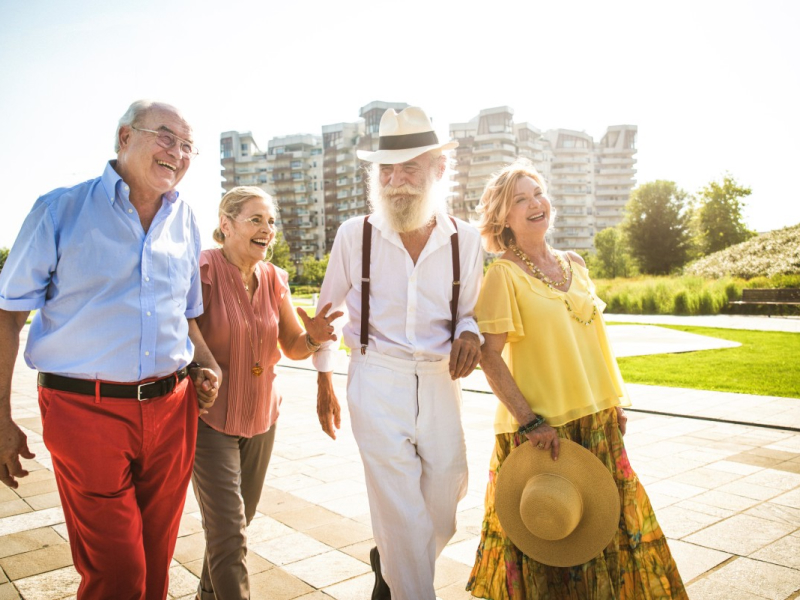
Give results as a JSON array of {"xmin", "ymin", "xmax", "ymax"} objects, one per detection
[{"xmin": 477, "ymin": 259, "xmax": 630, "ymax": 433}]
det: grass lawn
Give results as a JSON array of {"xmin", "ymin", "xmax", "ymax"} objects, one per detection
[{"xmin": 617, "ymin": 325, "xmax": 800, "ymax": 398}]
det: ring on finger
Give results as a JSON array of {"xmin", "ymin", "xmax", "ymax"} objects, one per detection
[{"xmin": 537, "ymin": 443, "xmax": 544, "ymax": 449}]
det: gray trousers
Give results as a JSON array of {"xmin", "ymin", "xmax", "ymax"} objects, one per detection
[{"xmin": 191, "ymin": 418, "xmax": 277, "ymax": 600}]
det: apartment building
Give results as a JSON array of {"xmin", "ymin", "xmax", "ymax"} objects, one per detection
[
  {"xmin": 449, "ymin": 107, "xmax": 637, "ymax": 251},
  {"xmin": 266, "ymin": 134, "xmax": 324, "ymax": 263},
  {"xmin": 220, "ymin": 131, "xmax": 270, "ymax": 193}
]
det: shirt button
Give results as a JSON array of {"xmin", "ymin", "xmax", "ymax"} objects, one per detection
[
  {"xmin": 145, "ymin": 351, "xmax": 150, "ymax": 356},
  {"xmin": 145, "ymin": 277, "xmax": 150, "ymax": 282},
  {"xmin": 128, "ymin": 208, "xmax": 133, "ymax": 214},
  {"xmin": 123, "ymin": 184, "xmax": 129, "ymax": 191},
  {"xmin": 146, "ymin": 311, "xmax": 151, "ymax": 316}
]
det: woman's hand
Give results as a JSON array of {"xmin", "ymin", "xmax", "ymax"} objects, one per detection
[
  {"xmin": 525, "ymin": 424, "xmax": 560, "ymax": 461},
  {"xmin": 616, "ymin": 406, "xmax": 627, "ymax": 436},
  {"xmin": 297, "ymin": 302, "xmax": 343, "ymax": 346}
]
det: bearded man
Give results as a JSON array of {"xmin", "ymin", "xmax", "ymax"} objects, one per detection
[{"xmin": 312, "ymin": 107, "xmax": 483, "ymax": 600}]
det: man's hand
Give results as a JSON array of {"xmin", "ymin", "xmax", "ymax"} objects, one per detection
[
  {"xmin": 191, "ymin": 367, "xmax": 220, "ymax": 416},
  {"xmin": 317, "ymin": 372, "xmax": 341, "ymax": 440},
  {"xmin": 449, "ymin": 331, "xmax": 481, "ymax": 380},
  {"xmin": 0, "ymin": 419, "xmax": 35, "ymax": 488}
]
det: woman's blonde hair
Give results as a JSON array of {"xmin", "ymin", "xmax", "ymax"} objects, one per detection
[
  {"xmin": 476, "ymin": 159, "xmax": 550, "ymax": 254},
  {"xmin": 213, "ymin": 186, "xmax": 277, "ymax": 245}
]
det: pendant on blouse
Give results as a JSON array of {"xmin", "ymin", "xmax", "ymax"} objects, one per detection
[{"xmin": 252, "ymin": 363, "xmax": 264, "ymax": 377}]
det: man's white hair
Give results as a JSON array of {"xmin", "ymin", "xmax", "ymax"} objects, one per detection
[
  {"xmin": 114, "ymin": 99, "xmax": 180, "ymax": 153},
  {"xmin": 366, "ymin": 150, "xmax": 454, "ymax": 233}
]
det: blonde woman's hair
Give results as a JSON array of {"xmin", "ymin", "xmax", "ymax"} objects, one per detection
[
  {"xmin": 213, "ymin": 186, "xmax": 276, "ymax": 244},
  {"xmin": 476, "ymin": 159, "xmax": 550, "ymax": 254}
]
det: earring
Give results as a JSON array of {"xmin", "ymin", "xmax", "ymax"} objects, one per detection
[{"xmin": 504, "ymin": 223, "xmax": 510, "ymax": 228}]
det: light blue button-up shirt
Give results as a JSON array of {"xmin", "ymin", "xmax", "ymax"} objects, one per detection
[{"xmin": 0, "ymin": 161, "xmax": 203, "ymax": 382}]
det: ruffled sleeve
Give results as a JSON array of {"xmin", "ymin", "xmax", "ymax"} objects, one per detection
[
  {"xmin": 198, "ymin": 250, "xmax": 215, "ymax": 323},
  {"xmin": 476, "ymin": 262, "xmax": 525, "ymax": 342}
]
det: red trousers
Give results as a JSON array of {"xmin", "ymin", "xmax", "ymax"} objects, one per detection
[{"xmin": 38, "ymin": 377, "xmax": 198, "ymax": 600}]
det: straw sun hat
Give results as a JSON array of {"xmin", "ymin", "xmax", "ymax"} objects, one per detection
[
  {"xmin": 495, "ymin": 440, "xmax": 620, "ymax": 567},
  {"xmin": 356, "ymin": 106, "xmax": 458, "ymax": 165}
]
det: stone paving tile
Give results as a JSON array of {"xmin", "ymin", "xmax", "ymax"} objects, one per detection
[
  {"xmin": 687, "ymin": 577, "xmax": 765, "ymax": 600},
  {"xmin": 685, "ymin": 514, "xmax": 796, "ymax": 556},
  {"xmin": 706, "ymin": 459, "xmax": 764, "ymax": 476},
  {"xmin": 750, "ymin": 532, "xmax": 800, "ymax": 569},
  {"xmin": 321, "ymin": 572, "xmax": 373, "ymax": 600},
  {"xmin": 304, "ymin": 518, "xmax": 373, "ymax": 549},
  {"xmin": 0, "ymin": 543, "xmax": 73, "ymax": 581},
  {"xmin": 745, "ymin": 502, "xmax": 800, "ymax": 528},
  {"xmin": 290, "ymin": 480, "xmax": 368, "ymax": 505},
  {"xmin": 674, "ymin": 499, "xmax": 736, "ymax": 519},
  {"xmin": 692, "ymin": 556, "xmax": 800, "ymax": 600},
  {"xmin": 246, "ymin": 515, "xmax": 295, "ymax": 545},
  {"xmin": 0, "ymin": 500, "xmax": 31, "ymax": 519},
  {"xmin": 441, "ymin": 537, "xmax": 480, "ymax": 567},
  {"xmin": 271, "ymin": 505, "xmax": 345, "ymax": 532},
  {"xmin": 317, "ymin": 493, "xmax": 371, "ymax": 519},
  {"xmin": 24, "ymin": 492, "xmax": 61, "ymax": 512},
  {"xmin": 655, "ymin": 505, "xmax": 726, "ymax": 539},
  {"xmin": 667, "ymin": 465, "xmax": 744, "ymax": 489},
  {"xmin": 256, "ymin": 487, "xmax": 316, "ymax": 516},
  {"xmin": 714, "ymin": 479, "xmax": 786, "ymax": 501},
  {"xmin": 0, "ymin": 583, "xmax": 21, "ymax": 600},
  {"xmin": 0, "ymin": 507, "xmax": 64, "ymax": 538},
  {"xmin": 434, "ymin": 555, "xmax": 473, "ymax": 589},
  {"xmin": 666, "ymin": 539, "xmax": 730, "ymax": 584},
  {"xmin": 0, "ymin": 527, "xmax": 67, "ymax": 561},
  {"xmin": 12, "ymin": 479, "xmax": 58, "ymax": 500},
  {"xmin": 771, "ymin": 488, "xmax": 800, "ymax": 509},
  {"xmin": 690, "ymin": 489, "xmax": 763, "ymax": 512},
  {"xmin": 250, "ymin": 531, "xmax": 332, "ymax": 566},
  {"xmin": 177, "ymin": 513, "xmax": 203, "ymax": 537},
  {"xmin": 13, "ymin": 566, "xmax": 79, "ymax": 600},
  {"xmin": 249, "ymin": 567, "xmax": 314, "ymax": 599},
  {"xmin": 166, "ymin": 565, "xmax": 199, "ymax": 598},
  {"xmin": 172, "ymin": 531, "xmax": 206, "ymax": 564},
  {"xmin": 283, "ymin": 550, "xmax": 370, "ymax": 588}
]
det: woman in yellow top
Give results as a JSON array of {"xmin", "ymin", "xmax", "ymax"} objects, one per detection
[{"xmin": 467, "ymin": 160, "xmax": 687, "ymax": 599}]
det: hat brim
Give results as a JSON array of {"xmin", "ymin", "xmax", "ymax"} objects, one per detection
[
  {"xmin": 495, "ymin": 440, "xmax": 620, "ymax": 567},
  {"xmin": 356, "ymin": 140, "xmax": 458, "ymax": 164}
]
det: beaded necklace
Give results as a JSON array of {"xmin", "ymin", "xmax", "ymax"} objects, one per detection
[{"xmin": 509, "ymin": 242, "xmax": 598, "ymax": 327}]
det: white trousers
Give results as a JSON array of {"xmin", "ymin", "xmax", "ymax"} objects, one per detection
[{"xmin": 347, "ymin": 351, "xmax": 469, "ymax": 600}]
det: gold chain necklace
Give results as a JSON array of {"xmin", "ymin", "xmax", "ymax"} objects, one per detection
[
  {"xmin": 228, "ymin": 269, "xmax": 264, "ymax": 376},
  {"xmin": 509, "ymin": 241, "xmax": 570, "ymax": 287},
  {"xmin": 509, "ymin": 242, "xmax": 598, "ymax": 327}
]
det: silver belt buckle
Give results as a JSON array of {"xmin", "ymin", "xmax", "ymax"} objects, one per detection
[{"xmin": 137, "ymin": 381, "xmax": 155, "ymax": 401}]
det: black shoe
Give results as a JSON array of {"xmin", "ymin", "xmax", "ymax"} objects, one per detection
[{"xmin": 370, "ymin": 546, "xmax": 391, "ymax": 600}]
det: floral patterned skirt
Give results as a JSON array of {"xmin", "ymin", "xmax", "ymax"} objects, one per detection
[{"xmin": 466, "ymin": 408, "xmax": 688, "ymax": 600}]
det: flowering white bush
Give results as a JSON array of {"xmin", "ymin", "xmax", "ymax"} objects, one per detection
[{"xmin": 685, "ymin": 224, "xmax": 800, "ymax": 279}]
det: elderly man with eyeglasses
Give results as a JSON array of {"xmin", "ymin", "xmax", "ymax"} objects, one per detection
[{"xmin": 0, "ymin": 100, "xmax": 221, "ymax": 600}]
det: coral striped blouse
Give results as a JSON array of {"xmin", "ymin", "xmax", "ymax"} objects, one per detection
[{"xmin": 196, "ymin": 248, "xmax": 289, "ymax": 437}]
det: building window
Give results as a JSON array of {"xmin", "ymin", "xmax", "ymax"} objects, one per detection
[{"xmin": 220, "ymin": 138, "xmax": 232, "ymax": 159}]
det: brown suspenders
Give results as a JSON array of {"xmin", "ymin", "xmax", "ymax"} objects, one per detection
[{"xmin": 360, "ymin": 216, "xmax": 460, "ymax": 355}]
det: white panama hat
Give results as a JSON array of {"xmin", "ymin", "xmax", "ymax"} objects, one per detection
[{"xmin": 357, "ymin": 106, "xmax": 458, "ymax": 164}]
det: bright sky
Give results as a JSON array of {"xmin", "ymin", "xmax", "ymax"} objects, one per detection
[{"xmin": 1, "ymin": 0, "xmax": 798, "ymax": 249}]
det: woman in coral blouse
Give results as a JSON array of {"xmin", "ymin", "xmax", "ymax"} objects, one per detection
[
  {"xmin": 192, "ymin": 186, "xmax": 340, "ymax": 600},
  {"xmin": 466, "ymin": 161, "xmax": 687, "ymax": 599}
]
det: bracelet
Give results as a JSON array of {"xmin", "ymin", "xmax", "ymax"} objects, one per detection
[
  {"xmin": 305, "ymin": 333, "xmax": 321, "ymax": 353},
  {"xmin": 518, "ymin": 414, "xmax": 546, "ymax": 436}
]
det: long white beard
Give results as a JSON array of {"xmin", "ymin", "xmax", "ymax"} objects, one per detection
[{"xmin": 371, "ymin": 179, "xmax": 442, "ymax": 233}]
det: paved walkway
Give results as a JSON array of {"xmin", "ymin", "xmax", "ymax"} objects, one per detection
[{"xmin": 1, "ymin": 321, "xmax": 799, "ymax": 599}]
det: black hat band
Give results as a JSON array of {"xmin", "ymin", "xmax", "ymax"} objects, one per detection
[{"xmin": 378, "ymin": 131, "xmax": 439, "ymax": 151}]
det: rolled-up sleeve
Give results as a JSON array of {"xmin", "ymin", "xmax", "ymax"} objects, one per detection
[
  {"xmin": 0, "ymin": 199, "xmax": 57, "ymax": 311},
  {"xmin": 312, "ymin": 226, "xmax": 352, "ymax": 373},
  {"xmin": 184, "ymin": 214, "xmax": 204, "ymax": 319},
  {"xmin": 453, "ymin": 229, "xmax": 484, "ymax": 344}
]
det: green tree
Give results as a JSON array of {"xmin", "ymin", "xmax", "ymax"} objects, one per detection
[
  {"xmin": 268, "ymin": 232, "xmax": 296, "ymax": 281},
  {"xmin": 299, "ymin": 254, "xmax": 329, "ymax": 286},
  {"xmin": 593, "ymin": 226, "xmax": 632, "ymax": 279},
  {"xmin": 695, "ymin": 173, "xmax": 755, "ymax": 255},
  {"xmin": 0, "ymin": 247, "xmax": 8, "ymax": 274},
  {"xmin": 622, "ymin": 180, "xmax": 692, "ymax": 275}
]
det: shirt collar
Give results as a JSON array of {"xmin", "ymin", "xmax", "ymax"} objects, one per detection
[{"xmin": 100, "ymin": 160, "xmax": 179, "ymax": 205}]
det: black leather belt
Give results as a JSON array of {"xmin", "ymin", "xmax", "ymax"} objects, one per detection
[{"xmin": 38, "ymin": 367, "xmax": 191, "ymax": 401}]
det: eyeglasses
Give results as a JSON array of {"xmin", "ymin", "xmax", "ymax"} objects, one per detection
[
  {"xmin": 131, "ymin": 126, "xmax": 199, "ymax": 159},
  {"xmin": 235, "ymin": 215, "xmax": 275, "ymax": 228}
]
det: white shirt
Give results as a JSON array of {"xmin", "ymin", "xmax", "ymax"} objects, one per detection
[{"xmin": 312, "ymin": 211, "xmax": 484, "ymax": 372}]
